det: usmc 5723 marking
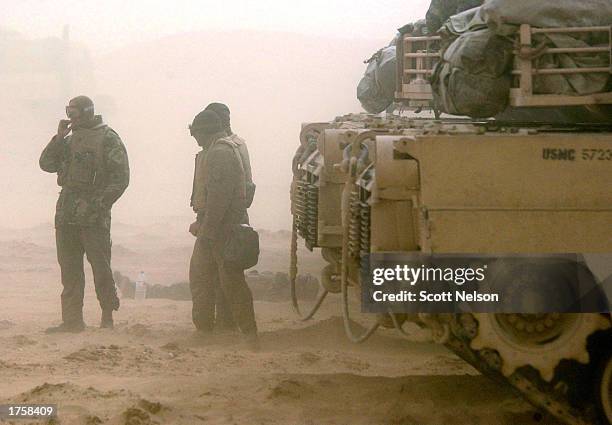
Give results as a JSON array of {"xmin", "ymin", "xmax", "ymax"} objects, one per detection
[{"xmin": 542, "ymin": 148, "xmax": 612, "ymax": 161}]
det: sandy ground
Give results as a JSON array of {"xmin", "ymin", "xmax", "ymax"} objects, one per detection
[{"xmin": 0, "ymin": 221, "xmax": 556, "ymax": 425}]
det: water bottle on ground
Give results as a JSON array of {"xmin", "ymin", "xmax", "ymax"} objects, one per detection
[{"xmin": 134, "ymin": 271, "xmax": 147, "ymax": 301}]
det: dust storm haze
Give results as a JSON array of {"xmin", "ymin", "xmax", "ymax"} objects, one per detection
[
  {"xmin": 2, "ymin": 4, "xmax": 505, "ymax": 423},
  {"xmin": 1, "ymin": 0, "xmax": 429, "ymax": 231},
  {"xmin": 1, "ymin": 2, "xmax": 599, "ymax": 424}
]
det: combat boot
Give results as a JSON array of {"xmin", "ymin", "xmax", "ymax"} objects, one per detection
[
  {"xmin": 45, "ymin": 321, "xmax": 86, "ymax": 334},
  {"xmin": 100, "ymin": 309, "xmax": 114, "ymax": 329}
]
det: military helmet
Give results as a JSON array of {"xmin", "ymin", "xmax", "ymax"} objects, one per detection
[
  {"xmin": 190, "ymin": 110, "xmax": 222, "ymax": 135},
  {"xmin": 205, "ymin": 102, "xmax": 231, "ymax": 131},
  {"xmin": 66, "ymin": 95, "xmax": 94, "ymax": 118}
]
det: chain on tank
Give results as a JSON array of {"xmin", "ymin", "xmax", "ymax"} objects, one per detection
[
  {"xmin": 348, "ymin": 177, "xmax": 372, "ymax": 265},
  {"xmin": 347, "ymin": 191, "xmax": 361, "ymax": 261},
  {"xmin": 294, "ymin": 180, "xmax": 319, "ymax": 250}
]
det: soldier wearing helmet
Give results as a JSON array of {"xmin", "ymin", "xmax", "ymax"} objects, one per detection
[
  {"xmin": 188, "ymin": 109, "xmax": 258, "ymax": 348},
  {"xmin": 39, "ymin": 95, "xmax": 129, "ymax": 332},
  {"xmin": 196, "ymin": 103, "xmax": 256, "ymax": 332}
]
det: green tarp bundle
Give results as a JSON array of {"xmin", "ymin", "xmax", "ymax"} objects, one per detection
[
  {"xmin": 431, "ymin": 0, "xmax": 612, "ymax": 118},
  {"xmin": 357, "ymin": 44, "xmax": 397, "ymax": 114},
  {"xmin": 432, "ymin": 28, "xmax": 513, "ymax": 117}
]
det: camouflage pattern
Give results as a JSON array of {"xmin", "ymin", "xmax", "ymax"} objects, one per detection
[
  {"xmin": 189, "ymin": 132, "xmax": 257, "ymax": 335},
  {"xmin": 426, "ymin": 0, "xmax": 484, "ymax": 33},
  {"xmin": 39, "ymin": 115, "xmax": 128, "ymax": 325},
  {"xmin": 39, "ymin": 115, "xmax": 130, "ymax": 229},
  {"xmin": 56, "ymin": 225, "xmax": 119, "ymax": 324}
]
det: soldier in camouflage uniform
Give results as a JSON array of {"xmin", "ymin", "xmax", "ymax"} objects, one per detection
[
  {"xmin": 188, "ymin": 110, "xmax": 258, "ymax": 347},
  {"xmin": 39, "ymin": 96, "xmax": 130, "ymax": 332},
  {"xmin": 426, "ymin": 0, "xmax": 484, "ymax": 33},
  {"xmin": 198, "ymin": 103, "xmax": 255, "ymax": 332}
]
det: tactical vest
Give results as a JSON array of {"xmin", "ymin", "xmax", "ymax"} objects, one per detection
[
  {"xmin": 229, "ymin": 133, "xmax": 256, "ymax": 208},
  {"xmin": 59, "ymin": 126, "xmax": 107, "ymax": 191},
  {"xmin": 229, "ymin": 134, "xmax": 252, "ymax": 183},
  {"xmin": 191, "ymin": 137, "xmax": 246, "ymax": 213}
]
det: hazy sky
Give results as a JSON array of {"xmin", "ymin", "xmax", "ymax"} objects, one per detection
[
  {"xmin": 2, "ymin": 0, "xmax": 432, "ymax": 231},
  {"xmin": 3, "ymin": 0, "xmax": 429, "ymax": 49}
]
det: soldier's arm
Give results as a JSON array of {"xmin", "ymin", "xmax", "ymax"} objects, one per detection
[
  {"xmin": 200, "ymin": 145, "xmax": 239, "ymax": 239},
  {"xmin": 100, "ymin": 131, "xmax": 130, "ymax": 208},
  {"xmin": 39, "ymin": 136, "xmax": 66, "ymax": 173}
]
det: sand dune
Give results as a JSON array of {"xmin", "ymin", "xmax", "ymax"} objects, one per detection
[{"xmin": 0, "ymin": 227, "xmax": 558, "ymax": 424}]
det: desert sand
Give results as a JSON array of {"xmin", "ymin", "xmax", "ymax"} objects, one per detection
[{"xmin": 0, "ymin": 220, "xmax": 556, "ymax": 425}]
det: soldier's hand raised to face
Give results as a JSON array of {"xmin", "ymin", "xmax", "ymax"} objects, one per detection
[{"xmin": 57, "ymin": 119, "xmax": 71, "ymax": 139}]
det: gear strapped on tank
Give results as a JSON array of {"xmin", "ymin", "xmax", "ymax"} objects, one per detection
[{"xmin": 60, "ymin": 127, "xmax": 108, "ymax": 191}]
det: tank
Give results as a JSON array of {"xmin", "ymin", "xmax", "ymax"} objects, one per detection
[{"xmin": 289, "ymin": 19, "xmax": 612, "ymax": 425}]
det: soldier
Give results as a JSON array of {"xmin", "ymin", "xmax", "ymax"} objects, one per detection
[
  {"xmin": 199, "ymin": 102, "xmax": 255, "ymax": 332},
  {"xmin": 204, "ymin": 103, "xmax": 255, "ymax": 209},
  {"xmin": 188, "ymin": 110, "xmax": 258, "ymax": 347},
  {"xmin": 39, "ymin": 96, "xmax": 129, "ymax": 332}
]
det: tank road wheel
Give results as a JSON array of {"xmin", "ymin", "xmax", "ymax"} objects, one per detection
[
  {"xmin": 471, "ymin": 313, "xmax": 611, "ymax": 381},
  {"xmin": 595, "ymin": 351, "xmax": 612, "ymax": 425}
]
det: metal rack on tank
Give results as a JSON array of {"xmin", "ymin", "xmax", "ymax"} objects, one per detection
[
  {"xmin": 510, "ymin": 24, "xmax": 612, "ymax": 107},
  {"xmin": 395, "ymin": 34, "xmax": 441, "ymax": 108}
]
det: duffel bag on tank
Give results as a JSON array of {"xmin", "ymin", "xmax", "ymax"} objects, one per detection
[
  {"xmin": 430, "ymin": 28, "xmax": 513, "ymax": 117},
  {"xmin": 482, "ymin": 0, "xmax": 612, "ymax": 31},
  {"xmin": 357, "ymin": 44, "xmax": 397, "ymax": 114}
]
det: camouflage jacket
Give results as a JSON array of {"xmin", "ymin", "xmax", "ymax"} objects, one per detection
[
  {"xmin": 39, "ymin": 116, "xmax": 130, "ymax": 228},
  {"xmin": 196, "ymin": 132, "xmax": 248, "ymax": 240}
]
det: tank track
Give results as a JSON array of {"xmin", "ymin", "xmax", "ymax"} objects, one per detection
[
  {"xmin": 292, "ymin": 114, "xmax": 612, "ymax": 424},
  {"xmin": 437, "ymin": 313, "xmax": 612, "ymax": 424}
]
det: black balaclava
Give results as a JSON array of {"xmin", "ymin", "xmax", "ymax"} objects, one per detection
[
  {"xmin": 191, "ymin": 110, "xmax": 223, "ymax": 148},
  {"xmin": 205, "ymin": 102, "xmax": 231, "ymax": 134}
]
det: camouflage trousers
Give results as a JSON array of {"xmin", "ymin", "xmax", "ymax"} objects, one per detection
[
  {"xmin": 189, "ymin": 236, "xmax": 257, "ymax": 335},
  {"xmin": 55, "ymin": 225, "xmax": 120, "ymax": 325}
]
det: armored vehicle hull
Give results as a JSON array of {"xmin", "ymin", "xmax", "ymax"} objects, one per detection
[{"xmin": 290, "ymin": 115, "xmax": 612, "ymax": 424}]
